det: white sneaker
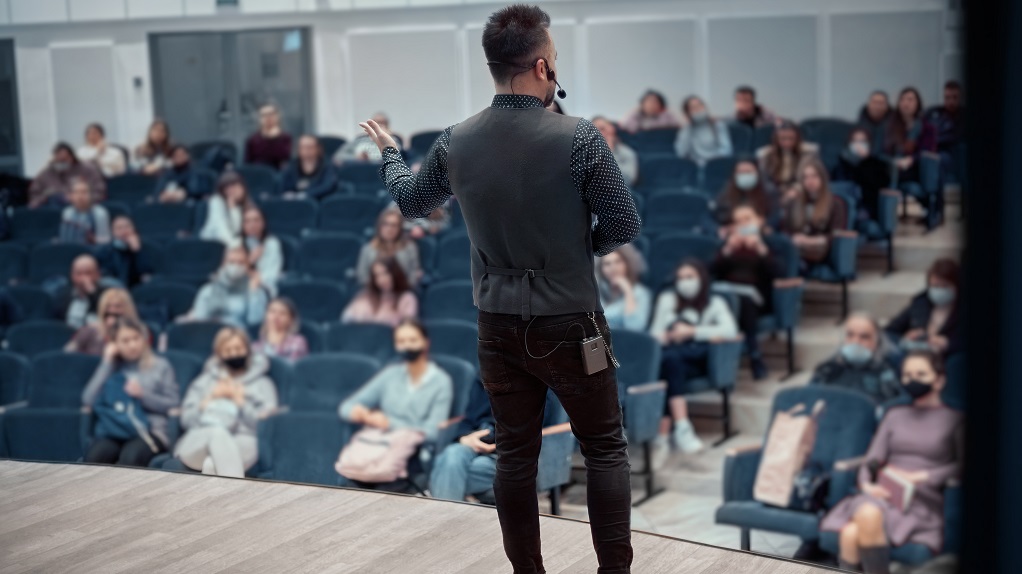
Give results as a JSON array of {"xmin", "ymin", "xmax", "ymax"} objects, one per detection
[
  {"xmin": 651, "ymin": 435, "xmax": 670, "ymax": 470},
  {"xmin": 672, "ymin": 420, "xmax": 705, "ymax": 454}
]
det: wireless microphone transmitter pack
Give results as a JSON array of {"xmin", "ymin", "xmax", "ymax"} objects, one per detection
[{"xmin": 580, "ymin": 334, "xmax": 609, "ymax": 375}]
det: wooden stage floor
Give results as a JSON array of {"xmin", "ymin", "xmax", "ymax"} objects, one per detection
[{"xmin": 0, "ymin": 460, "xmax": 835, "ymax": 573}]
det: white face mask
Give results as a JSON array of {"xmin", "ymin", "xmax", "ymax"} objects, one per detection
[
  {"xmin": 223, "ymin": 263, "xmax": 247, "ymax": 282},
  {"xmin": 737, "ymin": 223, "xmax": 761, "ymax": 237},
  {"xmin": 676, "ymin": 278, "xmax": 701, "ymax": 299},
  {"xmin": 735, "ymin": 172, "xmax": 758, "ymax": 190},
  {"xmin": 850, "ymin": 141, "xmax": 870, "ymax": 157},
  {"xmin": 928, "ymin": 286, "xmax": 955, "ymax": 307}
]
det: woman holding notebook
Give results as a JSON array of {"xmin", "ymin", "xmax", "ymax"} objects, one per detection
[{"xmin": 821, "ymin": 349, "xmax": 964, "ymax": 573}]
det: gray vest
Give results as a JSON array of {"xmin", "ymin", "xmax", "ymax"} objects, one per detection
[{"xmin": 447, "ymin": 106, "xmax": 601, "ymax": 319}]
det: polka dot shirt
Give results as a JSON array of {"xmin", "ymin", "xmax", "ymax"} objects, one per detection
[{"xmin": 379, "ymin": 94, "xmax": 642, "ymax": 257}]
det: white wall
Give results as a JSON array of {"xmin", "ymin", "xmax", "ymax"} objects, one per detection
[{"xmin": 0, "ymin": 0, "xmax": 955, "ymax": 175}]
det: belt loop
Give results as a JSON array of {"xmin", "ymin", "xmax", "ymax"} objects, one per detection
[{"xmin": 521, "ymin": 272, "xmax": 531, "ymax": 321}]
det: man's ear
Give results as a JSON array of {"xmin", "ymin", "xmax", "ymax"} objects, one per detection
[{"xmin": 534, "ymin": 59, "xmax": 548, "ymax": 82}]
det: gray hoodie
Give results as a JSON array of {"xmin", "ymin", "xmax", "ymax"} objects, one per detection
[
  {"xmin": 81, "ymin": 355, "xmax": 180, "ymax": 448},
  {"xmin": 180, "ymin": 353, "xmax": 278, "ymax": 438}
]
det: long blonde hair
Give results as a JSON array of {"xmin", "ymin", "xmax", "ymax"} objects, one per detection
[
  {"xmin": 213, "ymin": 327, "xmax": 252, "ymax": 370},
  {"xmin": 787, "ymin": 156, "xmax": 835, "ymax": 232},
  {"xmin": 97, "ymin": 288, "xmax": 141, "ymax": 341}
]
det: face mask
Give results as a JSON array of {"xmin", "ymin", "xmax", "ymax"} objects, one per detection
[
  {"xmin": 676, "ymin": 278, "xmax": 701, "ymax": 299},
  {"xmin": 903, "ymin": 379, "xmax": 935, "ymax": 400},
  {"xmin": 735, "ymin": 172, "xmax": 758, "ymax": 190},
  {"xmin": 928, "ymin": 286, "xmax": 955, "ymax": 307},
  {"xmin": 52, "ymin": 161, "xmax": 70, "ymax": 172},
  {"xmin": 111, "ymin": 239, "xmax": 128, "ymax": 251},
  {"xmin": 737, "ymin": 223, "xmax": 761, "ymax": 237},
  {"xmin": 840, "ymin": 343, "xmax": 872, "ymax": 366},
  {"xmin": 398, "ymin": 348, "xmax": 425, "ymax": 362},
  {"xmin": 223, "ymin": 263, "xmax": 247, "ymax": 282},
  {"xmin": 223, "ymin": 355, "xmax": 248, "ymax": 371},
  {"xmin": 690, "ymin": 110, "xmax": 709, "ymax": 123},
  {"xmin": 850, "ymin": 141, "xmax": 870, "ymax": 157},
  {"xmin": 245, "ymin": 237, "xmax": 260, "ymax": 251}
]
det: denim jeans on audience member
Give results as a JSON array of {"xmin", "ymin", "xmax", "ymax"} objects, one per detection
[
  {"xmin": 477, "ymin": 310, "xmax": 632, "ymax": 574},
  {"xmin": 429, "ymin": 443, "xmax": 497, "ymax": 502}
]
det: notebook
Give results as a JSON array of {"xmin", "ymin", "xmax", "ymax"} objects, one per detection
[{"xmin": 878, "ymin": 467, "xmax": 916, "ymax": 512}]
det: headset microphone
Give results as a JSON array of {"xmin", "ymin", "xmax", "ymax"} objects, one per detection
[
  {"xmin": 486, "ymin": 59, "xmax": 567, "ymax": 100},
  {"xmin": 548, "ymin": 68, "xmax": 568, "ymax": 100}
]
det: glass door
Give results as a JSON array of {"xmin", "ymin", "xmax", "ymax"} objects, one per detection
[{"xmin": 0, "ymin": 39, "xmax": 22, "ymax": 177}]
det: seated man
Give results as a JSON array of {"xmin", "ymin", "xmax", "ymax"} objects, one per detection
[
  {"xmin": 810, "ymin": 312, "xmax": 904, "ymax": 403},
  {"xmin": 95, "ymin": 215, "xmax": 157, "ymax": 288},
  {"xmin": 429, "ymin": 379, "xmax": 497, "ymax": 503},
  {"xmin": 57, "ymin": 254, "xmax": 119, "ymax": 330}
]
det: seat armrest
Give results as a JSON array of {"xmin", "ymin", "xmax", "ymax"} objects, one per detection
[
  {"xmin": 623, "ymin": 381, "xmax": 667, "ymax": 445},
  {"xmin": 626, "ymin": 381, "xmax": 668, "ymax": 395},
  {"xmin": 707, "ymin": 338, "xmax": 743, "ymax": 388},
  {"xmin": 722, "ymin": 446, "xmax": 762, "ymax": 502},
  {"xmin": 433, "ymin": 417, "xmax": 465, "ymax": 451},
  {"xmin": 878, "ymin": 190, "xmax": 900, "ymax": 234},
  {"xmin": 541, "ymin": 422, "xmax": 572, "ymax": 437},
  {"xmin": 771, "ymin": 278, "xmax": 805, "ymax": 330},
  {"xmin": 258, "ymin": 405, "xmax": 290, "ymax": 420},
  {"xmin": 438, "ymin": 415, "xmax": 465, "ymax": 430},
  {"xmin": 829, "ymin": 230, "xmax": 859, "ymax": 278},
  {"xmin": 0, "ymin": 400, "xmax": 28, "ymax": 414},
  {"xmin": 833, "ymin": 455, "xmax": 866, "ymax": 473}
]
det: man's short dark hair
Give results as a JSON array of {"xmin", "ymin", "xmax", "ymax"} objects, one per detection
[
  {"xmin": 945, "ymin": 80, "xmax": 962, "ymax": 91},
  {"xmin": 482, "ymin": 4, "xmax": 551, "ymax": 84},
  {"xmin": 734, "ymin": 85, "xmax": 757, "ymax": 100}
]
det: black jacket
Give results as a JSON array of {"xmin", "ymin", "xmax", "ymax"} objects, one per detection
[
  {"xmin": 96, "ymin": 244, "xmax": 157, "ymax": 289},
  {"xmin": 885, "ymin": 291, "xmax": 961, "ymax": 356}
]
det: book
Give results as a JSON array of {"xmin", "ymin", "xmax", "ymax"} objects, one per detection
[{"xmin": 878, "ymin": 467, "xmax": 916, "ymax": 512}]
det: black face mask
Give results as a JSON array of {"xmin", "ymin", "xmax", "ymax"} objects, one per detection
[
  {"xmin": 223, "ymin": 355, "xmax": 248, "ymax": 371},
  {"xmin": 903, "ymin": 379, "xmax": 935, "ymax": 399},
  {"xmin": 398, "ymin": 348, "xmax": 424, "ymax": 362}
]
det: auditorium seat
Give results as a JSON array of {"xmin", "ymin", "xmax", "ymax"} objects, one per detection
[
  {"xmin": 643, "ymin": 191, "xmax": 717, "ymax": 236},
  {"xmin": 279, "ymin": 279, "xmax": 348, "ymax": 324},
  {"xmin": 0, "ymin": 243, "xmax": 27, "ymax": 285},
  {"xmin": 132, "ymin": 203, "xmax": 195, "ymax": 241},
  {"xmin": 802, "ymin": 192, "xmax": 859, "ymax": 319},
  {"xmin": 421, "ymin": 319, "xmax": 479, "ymax": 370},
  {"xmin": 800, "ymin": 117, "xmax": 854, "ymax": 171},
  {"xmin": 422, "ymin": 280, "xmax": 476, "ymax": 323},
  {"xmin": 106, "ymin": 173, "xmax": 157, "ymax": 205},
  {"xmin": 756, "ymin": 234, "xmax": 806, "ymax": 377},
  {"xmin": 646, "ymin": 232, "xmax": 721, "ymax": 289},
  {"xmin": 5, "ymin": 320, "xmax": 75, "ymax": 359},
  {"xmin": 536, "ymin": 391, "xmax": 576, "ymax": 515},
  {"xmin": 7, "ymin": 285, "xmax": 56, "ymax": 320},
  {"xmin": 259, "ymin": 198, "xmax": 317, "ymax": 237},
  {"xmin": 132, "ymin": 282, "xmax": 198, "ymax": 327},
  {"xmin": 324, "ymin": 322, "xmax": 395, "ymax": 365},
  {"xmin": 899, "ymin": 152, "xmax": 944, "ymax": 230},
  {"xmin": 189, "ymin": 140, "xmax": 238, "ymax": 172},
  {"xmin": 619, "ymin": 128, "xmax": 678, "ymax": 157},
  {"xmin": 0, "ymin": 351, "xmax": 31, "ymax": 407},
  {"xmin": 297, "ymin": 233, "xmax": 362, "ymax": 283},
  {"xmin": 317, "ymin": 135, "xmax": 347, "ymax": 159},
  {"xmin": 255, "ymin": 411, "xmax": 354, "ymax": 486},
  {"xmin": 154, "ymin": 238, "xmax": 224, "ymax": 286},
  {"xmin": 701, "ymin": 156, "xmax": 738, "ymax": 197},
  {"xmin": 101, "ymin": 201, "xmax": 131, "ymax": 221},
  {"xmin": 161, "ymin": 349, "xmax": 205, "ymax": 392},
  {"xmin": 415, "ymin": 236, "xmax": 437, "ymax": 277},
  {"xmin": 634, "ymin": 157, "xmax": 698, "ymax": 195},
  {"xmin": 337, "ymin": 163, "xmax": 387, "ymax": 197},
  {"xmin": 1, "ymin": 407, "xmax": 88, "ymax": 462},
  {"xmin": 432, "ymin": 232, "xmax": 471, "ymax": 282},
  {"xmin": 430, "ymin": 353, "xmax": 477, "ymax": 419},
  {"xmin": 318, "ymin": 195, "xmax": 382, "ymax": 236},
  {"xmin": 9, "ymin": 207, "xmax": 61, "ymax": 245},
  {"xmin": 28, "ymin": 243, "xmax": 92, "ymax": 285},
  {"xmin": 288, "ymin": 353, "xmax": 381, "ymax": 412},
  {"xmin": 408, "ymin": 130, "xmax": 445, "ymax": 159},
  {"xmin": 715, "ymin": 386, "xmax": 878, "ymax": 551},
  {"xmin": 726, "ymin": 122, "xmax": 753, "ymax": 155},
  {"xmin": 752, "ymin": 124, "xmax": 775, "ymax": 152},
  {"xmin": 235, "ymin": 164, "xmax": 280, "ymax": 197},
  {"xmin": 164, "ymin": 321, "xmax": 226, "ymax": 357},
  {"xmin": 277, "ymin": 234, "xmax": 300, "ymax": 273}
]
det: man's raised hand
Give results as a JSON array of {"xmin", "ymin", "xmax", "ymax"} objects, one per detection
[{"xmin": 359, "ymin": 119, "xmax": 399, "ymax": 153}]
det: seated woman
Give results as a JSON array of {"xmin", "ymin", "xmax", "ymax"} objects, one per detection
[
  {"xmin": 356, "ymin": 207, "xmax": 421, "ymax": 286},
  {"xmin": 598, "ymin": 244, "xmax": 652, "ymax": 332},
  {"xmin": 821, "ymin": 350, "xmax": 963, "ymax": 573},
  {"xmin": 66, "ymin": 287, "xmax": 142, "ymax": 356},
  {"xmin": 711, "ymin": 204, "xmax": 777, "ymax": 380},
  {"xmin": 757, "ymin": 120, "xmax": 818, "ymax": 195},
  {"xmin": 133, "ymin": 119, "xmax": 175, "ymax": 176},
  {"xmin": 882, "ymin": 87, "xmax": 937, "ymax": 188},
  {"xmin": 674, "ymin": 95, "xmax": 733, "ymax": 165},
  {"xmin": 253, "ymin": 297, "xmax": 309, "ymax": 363},
  {"xmin": 241, "ymin": 205, "xmax": 283, "ymax": 295},
  {"xmin": 832, "ymin": 127, "xmax": 891, "ymax": 223},
  {"xmin": 649, "ymin": 259, "xmax": 738, "ymax": 457},
  {"xmin": 175, "ymin": 327, "xmax": 278, "ymax": 478},
  {"xmin": 77, "ymin": 122, "xmax": 126, "ymax": 178},
  {"xmin": 200, "ymin": 173, "xmax": 252, "ymax": 245},
  {"xmin": 885, "ymin": 258, "xmax": 960, "ymax": 357},
  {"xmin": 342, "ymin": 258, "xmax": 418, "ymax": 327},
  {"xmin": 338, "ymin": 319, "xmax": 453, "ymax": 447},
  {"xmin": 81, "ymin": 318, "xmax": 179, "ymax": 467},
  {"xmin": 714, "ymin": 159, "xmax": 778, "ymax": 230},
  {"xmin": 189, "ymin": 244, "xmax": 270, "ymax": 329},
  {"xmin": 28, "ymin": 142, "xmax": 106, "ymax": 208},
  {"xmin": 810, "ymin": 312, "xmax": 903, "ymax": 402},
  {"xmin": 620, "ymin": 90, "xmax": 681, "ymax": 133},
  {"xmin": 429, "ymin": 379, "xmax": 496, "ymax": 503},
  {"xmin": 780, "ymin": 157, "xmax": 847, "ymax": 266},
  {"xmin": 280, "ymin": 134, "xmax": 340, "ymax": 200}
]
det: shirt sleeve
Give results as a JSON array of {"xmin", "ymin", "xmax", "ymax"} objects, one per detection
[
  {"xmin": 379, "ymin": 126, "xmax": 455, "ymax": 219},
  {"xmin": 572, "ymin": 119, "xmax": 643, "ymax": 257}
]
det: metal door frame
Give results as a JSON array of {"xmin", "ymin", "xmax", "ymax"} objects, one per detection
[{"xmin": 0, "ymin": 38, "xmax": 23, "ymax": 176}]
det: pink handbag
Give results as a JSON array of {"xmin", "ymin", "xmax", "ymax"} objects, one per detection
[
  {"xmin": 335, "ymin": 427, "xmax": 425, "ymax": 483},
  {"xmin": 753, "ymin": 400, "xmax": 825, "ymax": 507}
]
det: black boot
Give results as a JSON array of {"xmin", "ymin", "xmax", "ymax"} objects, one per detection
[
  {"xmin": 838, "ymin": 558, "xmax": 862, "ymax": 572},
  {"xmin": 859, "ymin": 546, "xmax": 890, "ymax": 574}
]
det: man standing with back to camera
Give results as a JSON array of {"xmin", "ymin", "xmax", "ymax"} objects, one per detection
[{"xmin": 359, "ymin": 4, "xmax": 640, "ymax": 573}]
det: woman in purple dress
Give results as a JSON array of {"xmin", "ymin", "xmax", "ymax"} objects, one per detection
[{"xmin": 821, "ymin": 350, "xmax": 964, "ymax": 573}]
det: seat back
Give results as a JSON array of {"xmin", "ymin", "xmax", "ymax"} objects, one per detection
[
  {"xmin": 290, "ymin": 353, "xmax": 381, "ymax": 412},
  {"xmin": 259, "ymin": 198, "xmax": 317, "ymax": 237},
  {"xmin": 7, "ymin": 286, "xmax": 55, "ymax": 320},
  {"xmin": 324, "ymin": 322, "xmax": 395, "ymax": 364},
  {"xmin": 106, "ymin": 173, "xmax": 157, "ymax": 205},
  {"xmin": 763, "ymin": 233, "xmax": 801, "ymax": 279},
  {"xmin": 189, "ymin": 140, "xmax": 238, "ymax": 172},
  {"xmin": 132, "ymin": 203, "xmax": 195, "ymax": 241},
  {"xmin": 644, "ymin": 191, "xmax": 715, "ymax": 235},
  {"xmin": 132, "ymin": 282, "xmax": 198, "ymax": 325},
  {"xmin": 5, "ymin": 320, "xmax": 75, "ymax": 359},
  {"xmin": 318, "ymin": 195, "xmax": 382, "ymax": 236},
  {"xmin": 9, "ymin": 208, "xmax": 61, "ymax": 244},
  {"xmin": 431, "ymin": 354, "xmax": 477, "ymax": 418},
  {"xmin": 156, "ymin": 239, "xmax": 224, "ymax": 284},
  {"xmin": 422, "ymin": 280, "xmax": 476, "ymax": 323},
  {"xmin": 648, "ymin": 232, "xmax": 722, "ymax": 287},
  {"xmin": 257, "ymin": 411, "xmax": 353, "ymax": 486},
  {"xmin": 235, "ymin": 164, "xmax": 280, "ymax": 197},
  {"xmin": 0, "ymin": 243, "xmax": 28, "ymax": 284},
  {"xmin": 726, "ymin": 122, "xmax": 753, "ymax": 155},
  {"xmin": 28, "ymin": 244, "xmax": 92, "ymax": 285},
  {"xmin": 636, "ymin": 157, "xmax": 697, "ymax": 192},
  {"xmin": 160, "ymin": 349, "xmax": 205, "ymax": 394},
  {"xmin": 298, "ymin": 234, "xmax": 362, "ymax": 282},
  {"xmin": 101, "ymin": 201, "xmax": 131, "ymax": 221},
  {"xmin": 432, "ymin": 231, "xmax": 472, "ymax": 281},
  {"xmin": 409, "ymin": 130, "xmax": 444, "ymax": 158},
  {"xmin": 278, "ymin": 280, "xmax": 349, "ymax": 324},
  {"xmin": 317, "ymin": 135, "xmax": 347, "ymax": 159},
  {"xmin": 800, "ymin": 118, "xmax": 853, "ymax": 171},
  {"xmin": 537, "ymin": 392, "xmax": 574, "ymax": 492},
  {"xmin": 610, "ymin": 330, "xmax": 661, "ymax": 387},
  {"xmin": 2, "ymin": 408, "xmax": 87, "ymax": 462},
  {"xmin": 753, "ymin": 124, "xmax": 775, "ymax": 151},
  {"xmin": 943, "ymin": 353, "xmax": 965, "ymax": 411},
  {"xmin": 422, "ymin": 319, "xmax": 479, "ymax": 369},
  {"xmin": 164, "ymin": 321, "xmax": 226, "ymax": 357},
  {"xmin": 337, "ymin": 163, "xmax": 386, "ymax": 196},
  {"xmin": 619, "ymin": 128, "xmax": 678, "ymax": 156},
  {"xmin": 702, "ymin": 156, "xmax": 738, "ymax": 196},
  {"xmin": 29, "ymin": 351, "xmax": 101, "ymax": 408},
  {"xmin": 0, "ymin": 351, "xmax": 31, "ymax": 405}
]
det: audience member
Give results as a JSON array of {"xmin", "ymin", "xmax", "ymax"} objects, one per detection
[
  {"xmin": 339, "ymin": 319, "xmax": 453, "ymax": 446},
  {"xmin": 244, "ymin": 104, "xmax": 293, "ymax": 170},
  {"xmin": 57, "ymin": 254, "xmax": 116, "ymax": 329},
  {"xmin": 76, "ymin": 123, "xmax": 126, "ymax": 178},
  {"xmin": 733, "ymin": 85, "xmax": 777, "ymax": 129},
  {"xmin": 189, "ymin": 245, "xmax": 270, "ymax": 329},
  {"xmin": 810, "ymin": 313, "xmax": 903, "ymax": 402},
  {"xmin": 66, "ymin": 287, "xmax": 140, "ymax": 356},
  {"xmin": 924, "ymin": 81, "xmax": 964, "ymax": 156},
  {"xmin": 714, "ymin": 159, "xmax": 777, "ymax": 228},
  {"xmin": 597, "ymin": 244, "xmax": 652, "ymax": 331},
  {"xmin": 405, "ymin": 204, "xmax": 453, "ymax": 239},
  {"xmin": 883, "ymin": 87, "xmax": 937, "ymax": 185},
  {"xmin": 253, "ymin": 297, "xmax": 308, "ymax": 363},
  {"xmin": 176, "ymin": 327, "xmax": 278, "ymax": 477},
  {"xmin": 280, "ymin": 134, "xmax": 340, "ymax": 200},
  {"xmin": 356, "ymin": 207, "xmax": 421, "ymax": 286},
  {"xmin": 832, "ymin": 127, "xmax": 890, "ymax": 222},
  {"xmin": 154, "ymin": 145, "xmax": 212, "ymax": 203},
  {"xmin": 757, "ymin": 120, "xmax": 819, "ymax": 194},
  {"xmin": 342, "ymin": 258, "xmax": 418, "ymax": 327},
  {"xmin": 650, "ymin": 259, "xmax": 738, "ymax": 458},
  {"xmin": 886, "ymin": 258, "xmax": 960, "ymax": 357},
  {"xmin": 242, "ymin": 205, "xmax": 283, "ymax": 294},
  {"xmin": 857, "ymin": 90, "xmax": 892, "ymax": 153},
  {"xmin": 780, "ymin": 157, "xmax": 846, "ymax": 265},
  {"xmin": 675, "ymin": 96, "xmax": 733, "ymax": 164},
  {"xmin": 429, "ymin": 379, "xmax": 496, "ymax": 503},
  {"xmin": 81, "ymin": 317, "xmax": 179, "ymax": 467},
  {"xmin": 821, "ymin": 350, "xmax": 963, "ymax": 573},
  {"xmin": 335, "ymin": 112, "xmax": 396, "ymax": 164},
  {"xmin": 96, "ymin": 215, "xmax": 157, "ymax": 288},
  {"xmin": 58, "ymin": 179, "xmax": 111, "ymax": 245},
  {"xmin": 620, "ymin": 90, "xmax": 681, "ymax": 133},
  {"xmin": 592, "ymin": 116, "xmax": 639, "ymax": 186},
  {"xmin": 711, "ymin": 204, "xmax": 778, "ymax": 379},
  {"xmin": 200, "ymin": 173, "xmax": 252, "ymax": 245},
  {"xmin": 133, "ymin": 119, "xmax": 175, "ymax": 175},
  {"xmin": 28, "ymin": 142, "xmax": 106, "ymax": 208}
]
